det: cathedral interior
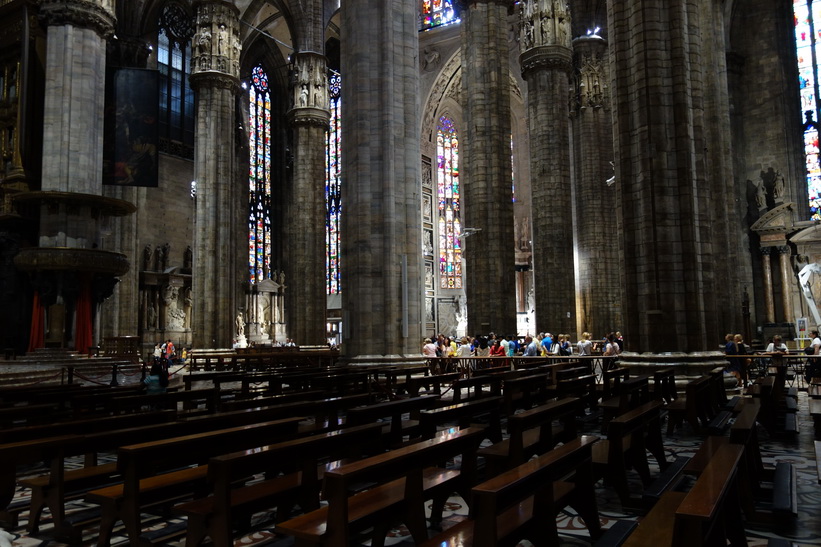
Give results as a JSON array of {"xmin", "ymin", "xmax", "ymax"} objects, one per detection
[{"xmin": 0, "ymin": 0, "xmax": 819, "ymax": 361}]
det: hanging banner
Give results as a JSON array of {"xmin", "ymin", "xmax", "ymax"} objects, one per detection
[{"xmin": 103, "ymin": 68, "xmax": 159, "ymax": 187}]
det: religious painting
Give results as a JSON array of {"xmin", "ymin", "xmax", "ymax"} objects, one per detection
[
  {"xmin": 103, "ymin": 68, "xmax": 159, "ymax": 187},
  {"xmin": 424, "ymin": 261, "xmax": 435, "ymax": 291},
  {"xmin": 425, "ymin": 297, "xmax": 435, "ymax": 323},
  {"xmin": 422, "ymin": 157, "xmax": 433, "ymax": 189}
]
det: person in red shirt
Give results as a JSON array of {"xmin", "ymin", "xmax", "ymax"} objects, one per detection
[
  {"xmin": 489, "ymin": 339, "xmax": 506, "ymax": 357},
  {"xmin": 164, "ymin": 339, "xmax": 176, "ymax": 363}
]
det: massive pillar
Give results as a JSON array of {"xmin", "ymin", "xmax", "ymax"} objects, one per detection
[
  {"xmin": 189, "ymin": 0, "xmax": 241, "ymax": 348},
  {"xmin": 285, "ymin": 52, "xmax": 330, "ymax": 346},
  {"xmin": 571, "ymin": 33, "xmax": 621, "ymax": 337},
  {"xmin": 458, "ymin": 0, "xmax": 517, "ymax": 336},
  {"xmin": 339, "ymin": 0, "xmax": 423, "ymax": 361},
  {"xmin": 14, "ymin": 0, "xmax": 134, "ymax": 354},
  {"xmin": 519, "ymin": 0, "xmax": 576, "ymax": 336},
  {"xmin": 608, "ymin": 0, "xmax": 728, "ymax": 352}
]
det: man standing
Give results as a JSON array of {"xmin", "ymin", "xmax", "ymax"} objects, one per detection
[
  {"xmin": 164, "ymin": 339, "xmax": 175, "ymax": 364},
  {"xmin": 524, "ymin": 336, "xmax": 539, "ymax": 356}
]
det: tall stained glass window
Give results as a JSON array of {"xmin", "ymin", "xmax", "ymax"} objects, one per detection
[
  {"xmin": 795, "ymin": 0, "xmax": 821, "ymax": 218},
  {"xmin": 248, "ymin": 65, "xmax": 272, "ymax": 283},
  {"xmin": 157, "ymin": 2, "xmax": 195, "ymax": 150},
  {"xmin": 326, "ymin": 72, "xmax": 342, "ymax": 294},
  {"xmin": 420, "ymin": 0, "xmax": 459, "ymax": 31},
  {"xmin": 437, "ymin": 116, "xmax": 462, "ymax": 289}
]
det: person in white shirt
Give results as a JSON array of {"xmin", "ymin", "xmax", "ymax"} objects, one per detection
[
  {"xmin": 765, "ymin": 335, "xmax": 788, "ymax": 353},
  {"xmin": 577, "ymin": 332, "xmax": 593, "ymax": 356}
]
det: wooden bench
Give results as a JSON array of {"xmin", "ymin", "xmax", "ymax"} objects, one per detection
[
  {"xmin": 417, "ymin": 396, "xmax": 503, "ymax": 442},
  {"xmin": 597, "ymin": 366, "xmax": 629, "ymax": 401},
  {"xmin": 422, "ymin": 435, "xmax": 602, "ymax": 546},
  {"xmin": 173, "ymin": 422, "xmax": 385, "ymax": 547},
  {"xmin": 478, "ymin": 397, "xmax": 580, "ymax": 474},
  {"xmin": 451, "ymin": 374, "xmax": 504, "ymax": 403},
  {"xmin": 599, "ymin": 375, "xmax": 651, "ymax": 434},
  {"xmin": 666, "ymin": 375, "xmax": 712, "ymax": 434},
  {"xmin": 276, "ymin": 426, "xmax": 487, "ymax": 546},
  {"xmin": 346, "ymin": 395, "xmax": 442, "ymax": 446},
  {"xmin": 407, "ymin": 371, "xmax": 460, "ymax": 397},
  {"xmin": 220, "ymin": 392, "xmax": 372, "ymax": 427},
  {"xmin": 85, "ymin": 416, "xmax": 306, "ymax": 547},
  {"xmin": 501, "ymin": 372, "xmax": 551, "ymax": 415},
  {"xmin": 652, "ymin": 368, "xmax": 679, "ymax": 405},
  {"xmin": 8, "ymin": 406, "xmax": 312, "ymax": 536},
  {"xmin": 611, "ymin": 443, "xmax": 747, "ymax": 547},
  {"xmin": 109, "ymin": 387, "xmax": 224, "ymax": 415},
  {"xmin": 592, "ymin": 400, "xmax": 669, "ymax": 508},
  {"xmin": 683, "ymin": 399, "xmax": 797, "ymax": 525}
]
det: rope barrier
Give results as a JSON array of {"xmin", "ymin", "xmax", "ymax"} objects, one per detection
[
  {"xmin": 168, "ymin": 364, "xmax": 186, "ymax": 377},
  {"xmin": 6, "ymin": 369, "xmax": 64, "ymax": 388},
  {"xmin": 118, "ymin": 366, "xmax": 143, "ymax": 377},
  {"xmin": 72, "ymin": 370, "xmax": 111, "ymax": 386}
]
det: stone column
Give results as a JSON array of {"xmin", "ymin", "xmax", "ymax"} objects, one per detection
[
  {"xmin": 340, "ymin": 0, "xmax": 422, "ymax": 361},
  {"xmin": 571, "ymin": 33, "xmax": 620, "ymax": 337},
  {"xmin": 519, "ymin": 0, "xmax": 575, "ymax": 336},
  {"xmin": 778, "ymin": 245, "xmax": 793, "ymax": 324},
  {"xmin": 608, "ymin": 0, "xmax": 728, "ymax": 351},
  {"xmin": 761, "ymin": 247, "xmax": 775, "ymax": 324},
  {"xmin": 189, "ymin": 1, "xmax": 241, "ymax": 348},
  {"xmin": 458, "ymin": 0, "xmax": 517, "ymax": 336},
  {"xmin": 285, "ymin": 52, "xmax": 330, "ymax": 346},
  {"xmin": 39, "ymin": 0, "xmax": 115, "ymax": 194}
]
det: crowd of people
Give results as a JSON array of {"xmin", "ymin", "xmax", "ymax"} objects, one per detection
[{"xmin": 422, "ymin": 331, "xmax": 624, "ymax": 358}]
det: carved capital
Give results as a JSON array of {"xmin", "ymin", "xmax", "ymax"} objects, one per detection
[
  {"xmin": 287, "ymin": 107, "xmax": 331, "ymax": 128},
  {"xmin": 760, "ymin": 246, "xmax": 773, "ymax": 257},
  {"xmin": 776, "ymin": 245, "xmax": 792, "ymax": 255},
  {"xmin": 189, "ymin": 71, "xmax": 241, "ymax": 94},
  {"xmin": 39, "ymin": 0, "xmax": 116, "ymax": 39},
  {"xmin": 520, "ymin": 44, "xmax": 573, "ymax": 75}
]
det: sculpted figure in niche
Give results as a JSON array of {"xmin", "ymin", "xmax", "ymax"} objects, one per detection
[
  {"xmin": 755, "ymin": 179, "xmax": 767, "ymax": 209},
  {"xmin": 299, "ymin": 85, "xmax": 309, "ymax": 107},
  {"xmin": 197, "ymin": 29, "xmax": 211, "ymax": 56},
  {"xmin": 773, "ymin": 170, "xmax": 786, "ymax": 201},
  {"xmin": 143, "ymin": 244, "xmax": 152, "ymax": 271},
  {"xmin": 184, "ymin": 246, "xmax": 193, "ymax": 270},
  {"xmin": 236, "ymin": 311, "xmax": 245, "ymax": 336}
]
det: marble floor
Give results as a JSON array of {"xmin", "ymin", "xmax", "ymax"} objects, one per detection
[{"xmin": 3, "ymin": 389, "xmax": 819, "ymax": 547}]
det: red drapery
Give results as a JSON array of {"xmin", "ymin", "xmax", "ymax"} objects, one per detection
[
  {"xmin": 27, "ymin": 291, "xmax": 45, "ymax": 353},
  {"xmin": 74, "ymin": 279, "xmax": 93, "ymax": 355}
]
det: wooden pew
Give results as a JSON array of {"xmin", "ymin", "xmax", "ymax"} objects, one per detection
[
  {"xmin": 417, "ymin": 396, "xmax": 503, "ymax": 442},
  {"xmin": 652, "ymin": 368, "xmax": 679, "ymax": 405},
  {"xmin": 451, "ymin": 374, "xmax": 504, "ymax": 403},
  {"xmin": 109, "ymin": 387, "xmax": 224, "ymax": 415},
  {"xmin": 599, "ymin": 375, "xmax": 651, "ymax": 434},
  {"xmin": 682, "ymin": 399, "xmax": 797, "ymax": 525},
  {"xmin": 2, "ymin": 406, "xmax": 312, "ymax": 534},
  {"xmin": 592, "ymin": 400, "xmax": 669, "ymax": 508},
  {"xmin": 611, "ymin": 444, "xmax": 747, "ymax": 547},
  {"xmin": 173, "ymin": 422, "xmax": 385, "ymax": 547},
  {"xmin": 501, "ymin": 372, "xmax": 551, "ymax": 415},
  {"xmin": 421, "ymin": 435, "xmax": 602, "ymax": 547},
  {"xmin": 478, "ymin": 397, "xmax": 580, "ymax": 474},
  {"xmin": 85, "ymin": 417, "xmax": 306, "ymax": 547},
  {"xmin": 407, "ymin": 371, "xmax": 460, "ymax": 397},
  {"xmin": 666, "ymin": 375, "xmax": 712, "ymax": 434},
  {"xmin": 276, "ymin": 426, "xmax": 487, "ymax": 546},
  {"xmin": 345, "ymin": 395, "xmax": 442, "ymax": 446}
]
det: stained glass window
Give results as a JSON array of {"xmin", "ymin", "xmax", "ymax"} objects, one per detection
[
  {"xmin": 420, "ymin": 0, "xmax": 459, "ymax": 31},
  {"xmin": 437, "ymin": 116, "xmax": 461, "ymax": 289},
  {"xmin": 248, "ymin": 65, "xmax": 273, "ymax": 283},
  {"xmin": 158, "ymin": 2, "xmax": 194, "ymax": 149},
  {"xmin": 326, "ymin": 72, "xmax": 342, "ymax": 294},
  {"xmin": 795, "ymin": 0, "xmax": 821, "ymax": 218}
]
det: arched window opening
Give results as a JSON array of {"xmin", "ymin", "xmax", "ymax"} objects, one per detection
[
  {"xmin": 794, "ymin": 0, "xmax": 821, "ymax": 218},
  {"xmin": 437, "ymin": 116, "xmax": 461, "ymax": 289},
  {"xmin": 248, "ymin": 65, "xmax": 273, "ymax": 284},
  {"xmin": 157, "ymin": 1, "xmax": 194, "ymax": 155},
  {"xmin": 326, "ymin": 72, "xmax": 342, "ymax": 294}
]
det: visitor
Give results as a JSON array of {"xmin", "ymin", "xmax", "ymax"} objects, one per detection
[
  {"xmin": 474, "ymin": 335, "xmax": 490, "ymax": 357},
  {"xmin": 523, "ymin": 335, "xmax": 539, "ymax": 356},
  {"xmin": 422, "ymin": 338, "xmax": 438, "ymax": 357},
  {"xmin": 765, "ymin": 335, "xmax": 788, "ymax": 353},
  {"xmin": 144, "ymin": 362, "xmax": 169, "ymax": 395},
  {"xmin": 506, "ymin": 336, "xmax": 518, "ymax": 356},
  {"xmin": 577, "ymin": 332, "xmax": 593, "ymax": 356},
  {"xmin": 456, "ymin": 337, "xmax": 472, "ymax": 357},
  {"xmin": 164, "ymin": 339, "xmax": 176, "ymax": 364},
  {"xmin": 603, "ymin": 333, "xmax": 621, "ymax": 357},
  {"xmin": 152, "ymin": 342, "xmax": 162, "ymax": 363},
  {"xmin": 806, "ymin": 329, "xmax": 821, "ymax": 383},
  {"xmin": 489, "ymin": 338, "xmax": 506, "ymax": 357},
  {"xmin": 558, "ymin": 335, "xmax": 572, "ymax": 356}
]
